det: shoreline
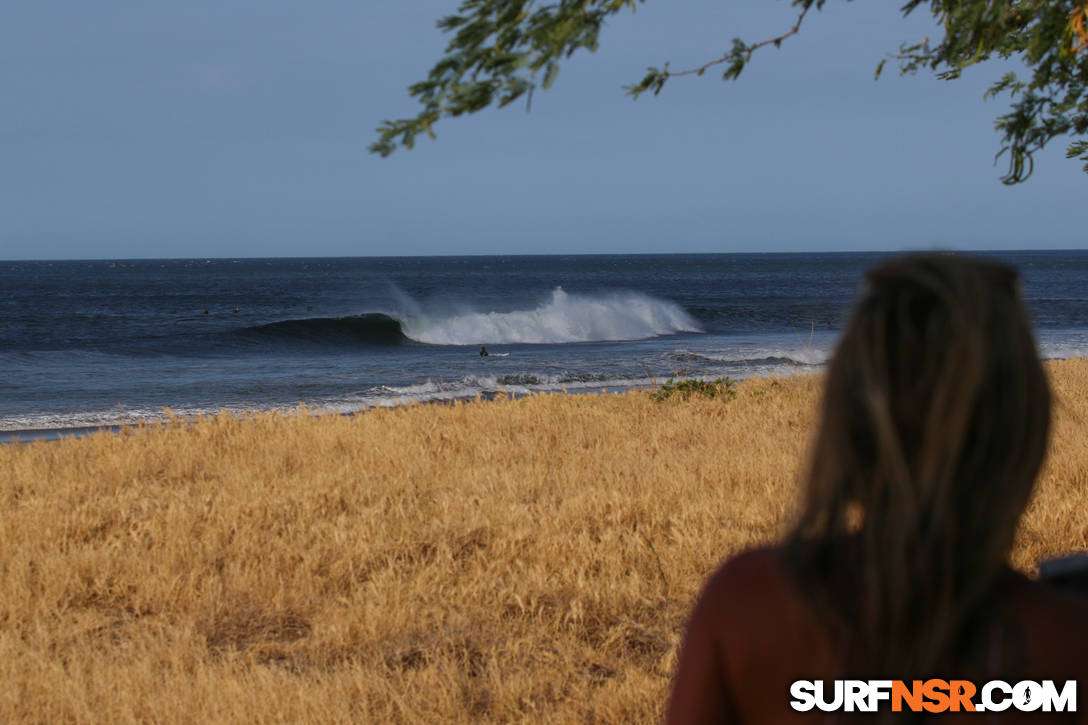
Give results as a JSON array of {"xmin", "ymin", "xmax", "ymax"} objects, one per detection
[
  {"xmin": 0, "ymin": 425, "xmax": 125, "ymax": 444},
  {"xmin": 0, "ymin": 385, "xmax": 644, "ymax": 443},
  {"xmin": 5, "ymin": 354, "xmax": 1086, "ymax": 443}
]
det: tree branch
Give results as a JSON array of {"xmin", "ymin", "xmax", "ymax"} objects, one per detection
[
  {"xmin": 624, "ymin": 4, "xmax": 814, "ymax": 98},
  {"xmin": 670, "ymin": 4, "xmax": 813, "ymax": 79}
]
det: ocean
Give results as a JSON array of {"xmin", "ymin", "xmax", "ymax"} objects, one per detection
[{"xmin": 3, "ymin": 251, "xmax": 1088, "ymax": 439}]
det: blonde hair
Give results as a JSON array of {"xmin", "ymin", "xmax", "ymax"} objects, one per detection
[{"xmin": 787, "ymin": 254, "xmax": 1050, "ymax": 674}]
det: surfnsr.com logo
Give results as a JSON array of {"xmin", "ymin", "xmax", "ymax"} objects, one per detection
[{"xmin": 790, "ymin": 680, "xmax": 1077, "ymax": 713}]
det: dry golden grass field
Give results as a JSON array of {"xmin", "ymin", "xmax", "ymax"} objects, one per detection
[{"xmin": 3, "ymin": 360, "xmax": 1088, "ymax": 724}]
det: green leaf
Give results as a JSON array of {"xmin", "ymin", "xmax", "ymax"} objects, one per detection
[{"xmin": 542, "ymin": 61, "xmax": 560, "ymax": 90}]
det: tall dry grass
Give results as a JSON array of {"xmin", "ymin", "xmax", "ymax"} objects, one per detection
[{"xmin": 2, "ymin": 360, "xmax": 1087, "ymax": 724}]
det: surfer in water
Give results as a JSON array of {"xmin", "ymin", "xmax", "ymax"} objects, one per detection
[{"xmin": 479, "ymin": 346, "xmax": 489, "ymax": 357}]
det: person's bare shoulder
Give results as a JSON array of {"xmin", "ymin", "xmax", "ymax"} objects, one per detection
[
  {"xmin": 695, "ymin": 547, "xmax": 827, "ymax": 667},
  {"xmin": 687, "ymin": 546, "xmax": 839, "ymax": 720},
  {"xmin": 698, "ymin": 547, "xmax": 787, "ymax": 617}
]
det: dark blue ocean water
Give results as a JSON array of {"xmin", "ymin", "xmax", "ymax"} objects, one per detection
[{"xmin": 3, "ymin": 251, "xmax": 1088, "ymax": 433}]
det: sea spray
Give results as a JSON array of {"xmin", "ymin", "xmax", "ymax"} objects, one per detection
[{"xmin": 399, "ymin": 287, "xmax": 701, "ymax": 345}]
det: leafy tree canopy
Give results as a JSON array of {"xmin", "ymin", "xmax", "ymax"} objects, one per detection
[{"xmin": 370, "ymin": 0, "xmax": 1088, "ymax": 184}]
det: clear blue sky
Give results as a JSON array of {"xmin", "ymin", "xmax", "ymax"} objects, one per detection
[{"xmin": 2, "ymin": 1, "xmax": 1084, "ymax": 260}]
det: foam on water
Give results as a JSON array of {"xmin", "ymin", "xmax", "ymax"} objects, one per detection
[
  {"xmin": 0, "ymin": 404, "xmax": 277, "ymax": 434},
  {"xmin": 347, "ymin": 361, "xmax": 821, "ymax": 409},
  {"xmin": 354, "ymin": 373, "xmax": 653, "ymax": 408},
  {"xmin": 1036, "ymin": 330, "xmax": 1088, "ymax": 360},
  {"xmin": 669, "ymin": 348, "xmax": 831, "ymax": 367},
  {"xmin": 399, "ymin": 287, "xmax": 701, "ymax": 345}
]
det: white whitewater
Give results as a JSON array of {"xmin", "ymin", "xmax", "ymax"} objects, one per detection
[{"xmin": 398, "ymin": 287, "xmax": 701, "ymax": 345}]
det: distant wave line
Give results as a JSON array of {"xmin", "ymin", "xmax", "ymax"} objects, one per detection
[{"xmin": 236, "ymin": 288, "xmax": 703, "ymax": 347}]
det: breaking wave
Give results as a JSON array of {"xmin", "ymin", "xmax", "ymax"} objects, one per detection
[
  {"xmin": 400, "ymin": 287, "xmax": 700, "ymax": 345},
  {"xmin": 232, "ymin": 288, "xmax": 700, "ymax": 348}
]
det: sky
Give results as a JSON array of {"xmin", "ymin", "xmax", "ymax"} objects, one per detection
[{"xmin": 2, "ymin": 1, "xmax": 1085, "ymax": 260}]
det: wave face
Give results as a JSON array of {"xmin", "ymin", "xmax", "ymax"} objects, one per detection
[
  {"xmin": 400, "ymin": 287, "xmax": 701, "ymax": 345},
  {"xmin": 238, "ymin": 313, "xmax": 411, "ymax": 346}
]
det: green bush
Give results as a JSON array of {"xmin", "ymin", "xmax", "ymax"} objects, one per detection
[{"xmin": 650, "ymin": 376, "xmax": 737, "ymax": 402}]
